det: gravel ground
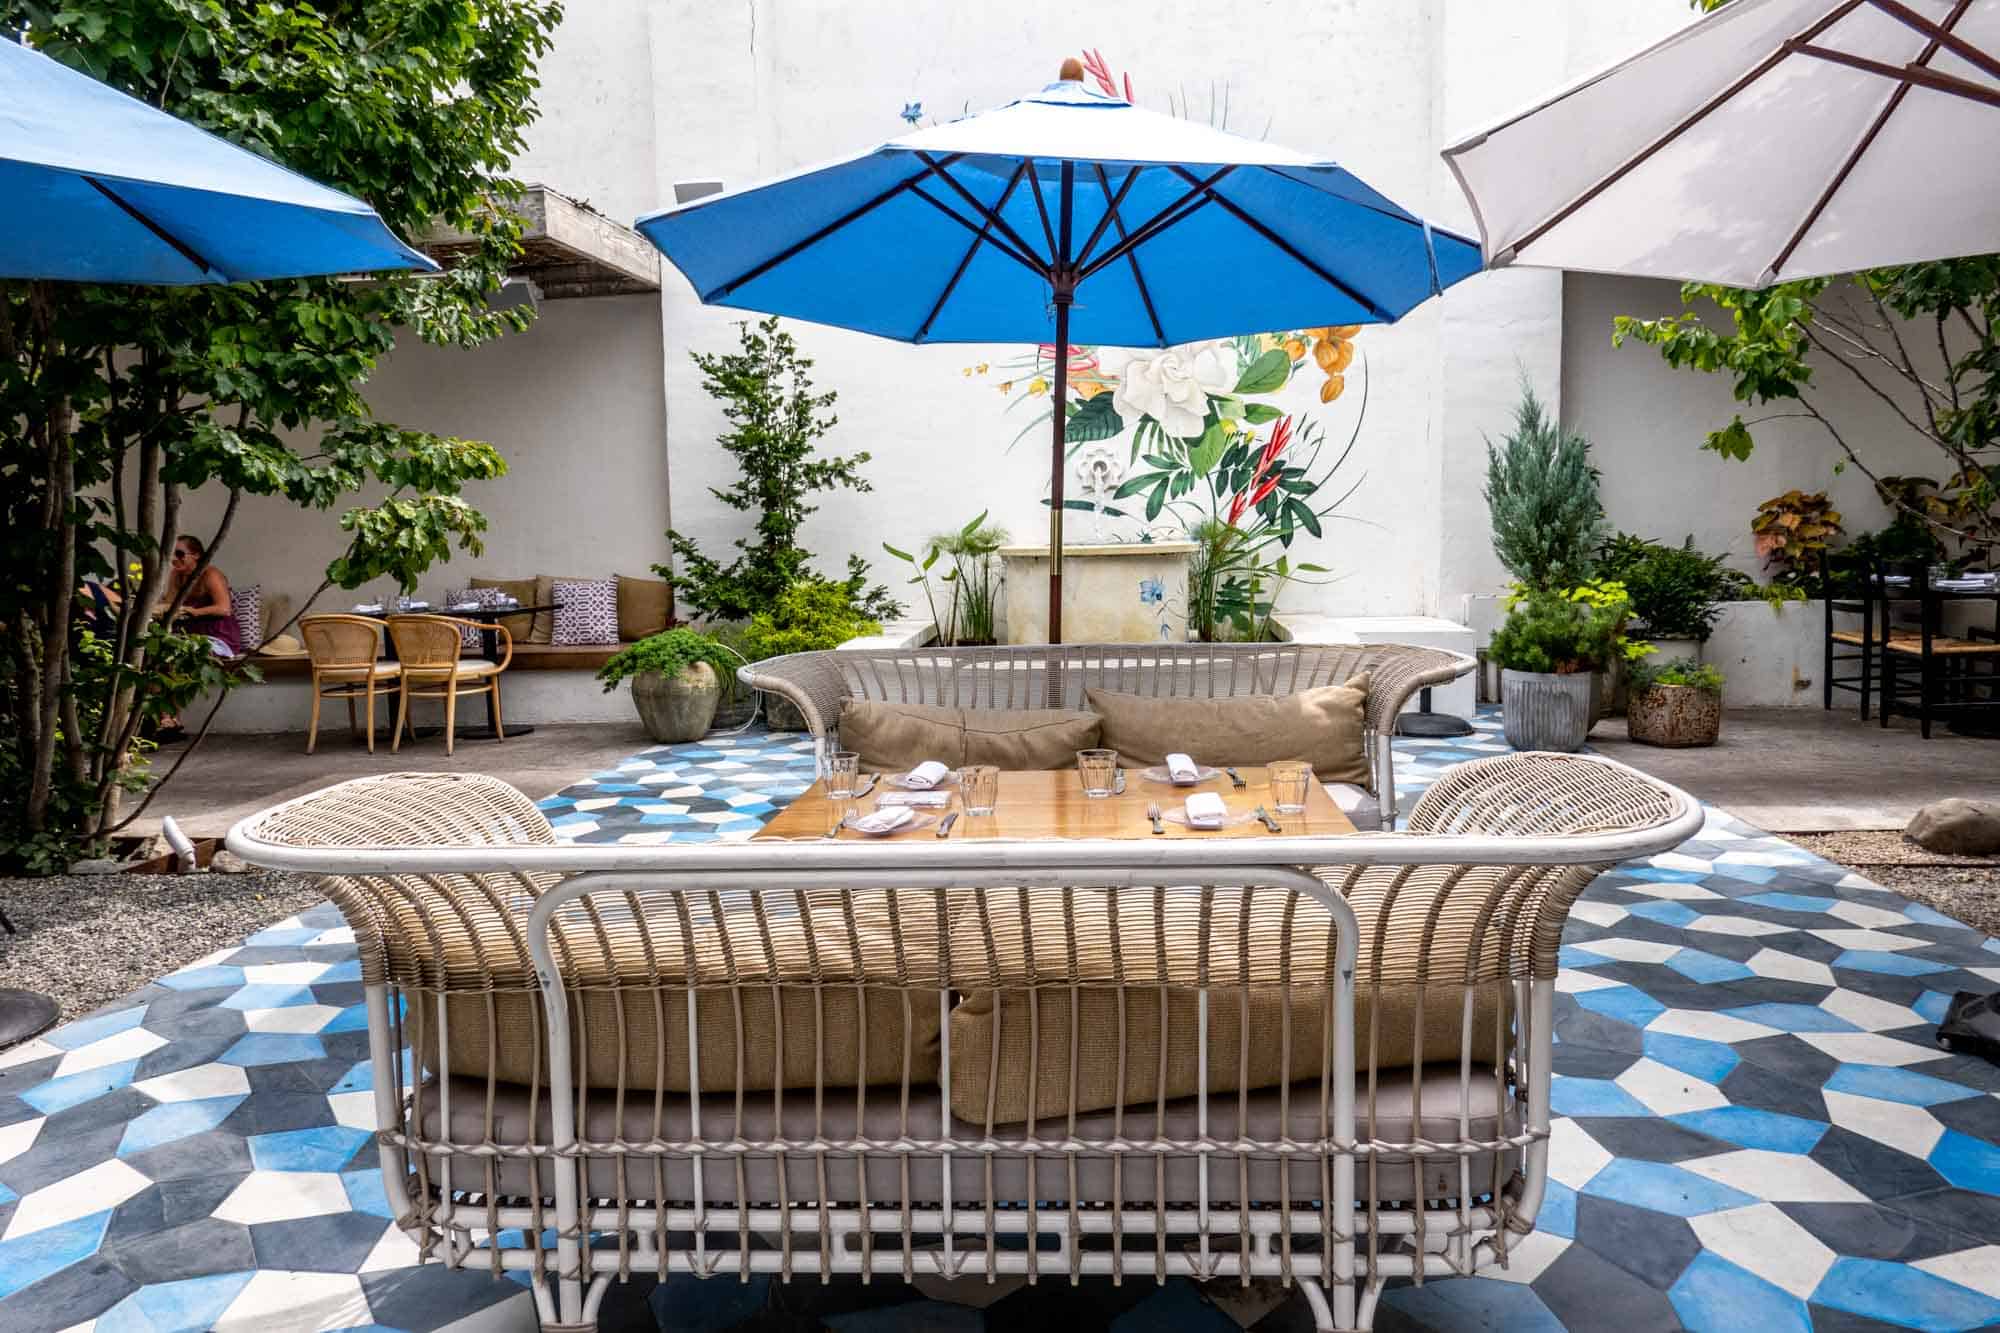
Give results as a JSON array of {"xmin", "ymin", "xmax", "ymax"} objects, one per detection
[
  {"xmin": 0, "ymin": 869, "xmax": 325, "ymax": 1027},
  {"xmin": 1784, "ymin": 830, "xmax": 2000, "ymax": 938}
]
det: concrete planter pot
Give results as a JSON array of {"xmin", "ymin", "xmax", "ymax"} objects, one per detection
[
  {"xmin": 1501, "ymin": 668, "xmax": 1593, "ymax": 753},
  {"xmin": 1627, "ymin": 684, "xmax": 1723, "ymax": 748},
  {"xmin": 629, "ymin": 662, "xmax": 721, "ymax": 744}
]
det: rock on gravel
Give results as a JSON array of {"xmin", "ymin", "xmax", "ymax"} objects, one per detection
[
  {"xmin": 0, "ymin": 869, "xmax": 327, "ymax": 1028},
  {"xmin": 1906, "ymin": 798, "xmax": 2000, "ymax": 856}
]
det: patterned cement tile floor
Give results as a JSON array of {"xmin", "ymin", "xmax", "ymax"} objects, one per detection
[{"xmin": 3, "ymin": 711, "xmax": 2000, "ymax": 1332}]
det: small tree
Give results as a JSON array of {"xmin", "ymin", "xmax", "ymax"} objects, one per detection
[
  {"xmin": 0, "ymin": 1, "xmax": 562, "ymax": 872},
  {"xmin": 1484, "ymin": 383, "xmax": 1606, "ymax": 591},
  {"xmin": 664, "ymin": 316, "xmax": 896, "ymax": 622}
]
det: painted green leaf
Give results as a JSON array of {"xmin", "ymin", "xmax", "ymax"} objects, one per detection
[
  {"xmin": 1144, "ymin": 481, "xmax": 1168, "ymax": 522},
  {"xmin": 1233, "ymin": 348, "xmax": 1290, "ymax": 395},
  {"xmin": 1065, "ymin": 393, "xmax": 1124, "ymax": 442},
  {"xmin": 1187, "ymin": 421, "xmax": 1229, "ymax": 476},
  {"xmin": 1241, "ymin": 403, "xmax": 1283, "ymax": 424}
]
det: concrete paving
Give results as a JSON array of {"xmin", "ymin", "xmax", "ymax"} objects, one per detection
[
  {"xmin": 1590, "ymin": 707, "xmax": 2000, "ymax": 832},
  {"xmin": 124, "ymin": 722, "xmax": 655, "ymax": 839}
]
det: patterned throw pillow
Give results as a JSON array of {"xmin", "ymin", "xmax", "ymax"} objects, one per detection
[
  {"xmin": 230, "ymin": 584, "xmax": 262, "ymax": 655},
  {"xmin": 446, "ymin": 586, "xmax": 508, "ymax": 649},
  {"xmin": 550, "ymin": 578, "xmax": 620, "ymax": 646}
]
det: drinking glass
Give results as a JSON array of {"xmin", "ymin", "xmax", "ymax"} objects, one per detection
[
  {"xmin": 1268, "ymin": 760, "xmax": 1312, "ymax": 814},
  {"xmin": 958, "ymin": 764, "xmax": 1000, "ymax": 816},
  {"xmin": 1076, "ymin": 748, "xmax": 1119, "ymax": 798},
  {"xmin": 826, "ymin": 751, "xmax": 861, "ymax": 799}
]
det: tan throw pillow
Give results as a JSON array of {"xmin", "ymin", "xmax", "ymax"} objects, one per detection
[
  {"xmin": 961, "ymin": 708, "xmax": 1101, "ymax": 770},
  {"xmin": 838, "ymin": 701, "xmax": 966, "ymax": 771},
  {"xmin": 615, "ymin": 574, "xmax": 671, "ymax": 641},
  {"xmin": 1085, "ymin": 674, "xmax": 1370, "ymax": 785},
  {"xmin": 468, "ymin": 576, "xmax": 536, "ymax": 643},
  {"xmin": 534, "ymin": 574, "xmax": 591, "ymax": 646}
]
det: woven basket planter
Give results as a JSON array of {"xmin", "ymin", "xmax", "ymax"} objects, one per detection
[
  {"xmin": 1501, "ymin": 669, "xmax": 1593, "ymax": 753},
  {"xmin": 1627, "ymin": 684, "xmax": 1722, "ymax": 748}
]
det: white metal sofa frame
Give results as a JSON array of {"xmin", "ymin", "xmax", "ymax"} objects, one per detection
[
  {"xmin": 738, "ymin": 642, "xmax": 1476, "ymax": 828},
  {"xmin": 227, "ymin": 753, "xmax": 1698, "ymax": 1333}
]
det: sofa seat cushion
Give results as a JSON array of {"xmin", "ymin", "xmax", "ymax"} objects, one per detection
[
  {"xmin": 947, "ymin": 879, "xmax": 1508, "ymax": 1124},
  {"xmin": 838, "ymin": 701, "xmax": 1100, "ymax": 772},
  {"xmin": 1085, "ymin": 676, "xmax": 1371, "ymax": 786},
  {"xmin": 425, "ymin": 888, "xmax": 948, "ymax": 1095},
  {"xmin": 419, "ymin": 1065, "xmax": 1516, "ymax": 1208}
]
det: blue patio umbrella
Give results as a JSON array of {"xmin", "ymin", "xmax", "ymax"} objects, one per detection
[
  {"xmin": 0, "ymin": 35, "xmax": 435, "ymax": 283},
  {"xmin": 637, "ymin": 62, "xmax": 1480, "ymax": 642}
]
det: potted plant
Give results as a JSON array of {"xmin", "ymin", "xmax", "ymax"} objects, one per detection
[
  {"xmin": 738, "ymin": 580, "xmax": 883, "ymax": 730},
  {"xmin": 884, "ymin": 511, "xmax": 1008, "ymax": 646},
  {"xmin": 1627, "ymin": 657, "xmax": 1725, "ymax": 748},
  {"xmin": 597, "ymin": 629, "xmax": 740, "ymax": 744},
  {"xmin": 1597, "ymin": 533, "xmax": 1730, "ymax": 660},
  {"xmin": 1490, "ymin": 588, "xmax": 1621, "ymax": 752}
]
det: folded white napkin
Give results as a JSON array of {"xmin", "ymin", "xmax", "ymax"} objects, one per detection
[
  {"xmin": 903, "ymin": 760, "xmax": 950, "ymax": 789},
  {"xmin": 876, "ymin": 790, "xmax": 950, "ymax": 808},
  {"xmin": 850, "ymin": 805, "xmax": 915, "ymax": 834},
  {"xmin": 1184, "ymin": 791, "xmax": 1227, "ymax": 829},
  {"xmin": 352, "ymin": 603, "xmax": 382, "ymax": 613},
  {"xmin": 1164, "ymin": 752, "xmax": 1200, "ymax": 784}
]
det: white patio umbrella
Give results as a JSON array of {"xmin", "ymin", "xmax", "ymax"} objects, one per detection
[{"xmin": 1442, "ymin": 0, "xmax": 2000, "ymax": 288}]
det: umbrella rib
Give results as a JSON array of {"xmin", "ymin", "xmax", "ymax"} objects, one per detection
[
  {"xmin": 914, "ymin": 152, "xmax": 1051, "ymax": 276},
  {"xmin": 84, "ymin": 176, "xmax": 221, "ymax": 279},
  {"xmin": 1072, "ymin": 166, "xmax": 1142, "ymax": 271},
  {"xmin": 1163, "ymin": 166, "xmax": 1392, "ymax": 321},
  {"xmin": 1025, "ymin": 162, "xmax": 1060, "ymax": 268},
  {"xmin": 1088, "ymin": 163, "xmax": 1165, "ymax": 347},
  {"xmin": 1787, "ymin": 41, "xmax": 2000, "ymax": 108},
  {"xmin": 915, "ymin": 163, "xmax": 1029, "ymax": 343},
  {"xmin": 906, "ymin": 185, "xmax": 1051, "ymax": 279},
  {"xmin": 1865, "ymin": 0, "xmax": 2000, "ymax": 83},
  {"xmin": 705, "ymin": 152, "xmax": 966, "ymax": 300},
  {"xmin": 1768, "ymin": 0, "xmax": 1976, "ymax": 281},
  {"xmin": 1076, "ymin": 166, "xmax": 1234, "ymax": 280},
  {"xmin": 1503, "ymin": 0, "xmax": 1866, "ymax": 263}
]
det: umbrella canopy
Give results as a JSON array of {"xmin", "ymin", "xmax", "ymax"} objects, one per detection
[
  {"xmin": 1442, "ymin": 0, "xmax": 2000, "ymax": 289},
  {"xmin": 637, "ymin": 69, "xmax": 1480, "ymax": 642},
  {"xmin": 1, "ymin": 36, "xmax": 436, "ymax": 283}
]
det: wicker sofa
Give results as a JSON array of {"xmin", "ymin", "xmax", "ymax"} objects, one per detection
[
  {"xmin": 228, "ymin": 751, "xmax": 1697, "ymax": 1332},
  {"xmin": 741, "ymin": 642, "xmax": 1476, "ymax": 830}
]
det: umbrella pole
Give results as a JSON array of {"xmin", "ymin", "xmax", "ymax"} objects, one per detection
[{"xmin": 1048, "ymin": 288, "xmax": 1071, "ymax": 646}]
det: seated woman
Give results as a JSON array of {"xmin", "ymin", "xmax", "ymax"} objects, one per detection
[{"xmin": 154, "ymin": 534, "xmax": 239, "ymax": 741}]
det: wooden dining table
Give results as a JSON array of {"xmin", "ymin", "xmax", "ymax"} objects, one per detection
[{"xmin": 754, "ymin": 764, "xmax": 1357, "ymax": 842}]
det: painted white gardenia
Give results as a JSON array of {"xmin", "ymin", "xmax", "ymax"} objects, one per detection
[
  {"xmin": 1112, "ymin": 343, "xmax": 1235, "ymax": 439},
  {"xmin": 1442, "ymin": 0, "xmax": 2000, "ymax": 287}
]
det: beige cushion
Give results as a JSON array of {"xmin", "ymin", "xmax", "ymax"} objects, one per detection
[
  {"xmin": 838, "ymin": 701, "xmax": 1101, "ymax": 772},
  {"xmin": 534, "ymin": 574, "xmax": 591, "ymax": 646},
  {"xmin": 616, "ymin": 574, "xmax": 672, "ymax": 642},
  {"xmin": 1086, "ymin": 675, "xmax": 1371, "ymax": 785},
  {"xmin": 468, "ymin": 576, "xmax": 537, "ymax": 643},
  {"xmin": 946, "ymin": 881, "xmax": 1508, "ymax": 1124},
  {"xmin": 422, "ymin": 1068, "xmax": 1516, "ymax": 1208},
  {"xmin": 429, "ymin": 889, "xmax": 946, "ymax": 1095},
  {"xmin": 406, "ymin": 659, "xmax": 501, "ymax": 682},
  {"xmin": 316, "ymin": 660, "xmax": 401, "ymax": 682}
]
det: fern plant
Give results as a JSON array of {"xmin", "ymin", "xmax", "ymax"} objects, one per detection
[{"xmin": 1484, "ymin": 384, "xmax": 1606, "ymax": 591}]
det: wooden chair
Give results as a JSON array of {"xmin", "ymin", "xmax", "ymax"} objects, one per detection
[
  {"xmin": 1870, "ymin": 557, "xmax": 2000, "ymax": 738},
  {"xmin": 1822, "ymin": 550, "xmax": 1883, "ymax": 718},
  {"xmin": 299, "ymin": 614, "xmax": 402, "ymax": 755},
  {"xmin": 386, "ymin": 614, "xmax": 512, "ymax": 756}
]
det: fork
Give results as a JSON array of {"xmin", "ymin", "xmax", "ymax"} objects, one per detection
[
  {"xmin": 1146, "ymin": 802, "xmax": 1164, "ymax": 835},
  {"xmin": 1225, "ymin": 766, "xmax": 1248, "ymax": 790}
]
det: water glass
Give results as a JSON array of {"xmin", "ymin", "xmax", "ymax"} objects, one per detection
[
  {"xmin": 958, "ymin": 764, "xmax": 1000, "ymax": 816},
  {"xmin": 826, "ymin": 751, "xmax": 860, "ymax": 799},
  {"xmin": 1076, "ymin": 748, "xmax": 1119, "ymax": 798},
  {"xmin": 1268, "ymin": 760, "xmax": 1312, "ymax": 814}
]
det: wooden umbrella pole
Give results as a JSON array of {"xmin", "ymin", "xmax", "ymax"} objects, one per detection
[{"xmin": 1048, "ymin": 159, "xmax": 1076, "ymax": 647}]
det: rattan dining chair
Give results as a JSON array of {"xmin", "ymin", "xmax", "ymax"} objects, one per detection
[
  {"xmin": 299, "ymin": 614, "xmax": 403, "ymax": 755},
  {"xmin": 385, "ymin": 614, "xmax": 512, "ymax": 756}
]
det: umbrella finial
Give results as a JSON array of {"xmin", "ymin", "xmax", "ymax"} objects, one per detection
[{"xmin": 1058, "ymin": 57, "xmax": 1084, "ymax": 82}]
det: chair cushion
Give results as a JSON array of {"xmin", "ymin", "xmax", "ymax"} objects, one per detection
[
  {"xmin": 551, "ymin": 577, "xmax": 620, "ymax": 646},
  {"xmin": 421, "ymin": 1067, "xmax": 1517, "ymax": 1209},
  {"xmin": 316, "ymin": 660, "xmax": 402, "ymax": 682},
  {"xmin": 946, "ymin": 880, "xmax": 1508, "ymax": 1124},
  {"xmin": 406, "ymin": 659, "xmax": 501, "ymax": 681},
  {"xmin": 616, "ymin": 574, "xmax": 672, "ymax": 641},
  {"xmin": 1085, "ymin": 675, "xmax": 1371, "ymax": 785},
  {"xmin": 469, "ymin": 576, "xmax": 537, "ymax": 643},
  {"xmin": 838, "ymin": 702, "xmax": 1101, "ymax": 772},
  {"xmin": 429, "ymin": 888, "xmax": 947, "ymax": 1096}
]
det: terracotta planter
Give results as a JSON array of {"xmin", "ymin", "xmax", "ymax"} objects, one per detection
[
  {"xmin": 1627, "ymin": 684, "xmax": 1722, "ymax": 748},
  {"xmin": 1501, "ymin": 668, "xmax": 1593, "ymax": 753},
  {"xmin": 629, "ymin": 662, "xmax": 721, "ymax": 743}
]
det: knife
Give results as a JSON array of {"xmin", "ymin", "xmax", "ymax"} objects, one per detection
[
  {"xmin": 1252, "ymin": 805, "xmax": 1281, "ymax": 833},
  {"xmin": 935, "ymin": 811, "xmax": 960, "ymax": 839},
  {"xmin": 1225, "ymin": 767, "xmax": 1248, "ymax": 790}
]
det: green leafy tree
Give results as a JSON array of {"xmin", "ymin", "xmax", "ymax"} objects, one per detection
[
  {"xmin": 664, "ymin": 316, "xmax": 897, "ymax": 623},
  {"xmin": 1483, "ymin": 383, "xmax": 1606, "ymax": 591},
  {"xmin": 0, "ymin": 0, "xmax": 562, "ymax": 871}
]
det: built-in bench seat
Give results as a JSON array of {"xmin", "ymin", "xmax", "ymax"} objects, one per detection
[{"xmin": 246, "ymin": 642, "xmax": 623, "ymax": 679}]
